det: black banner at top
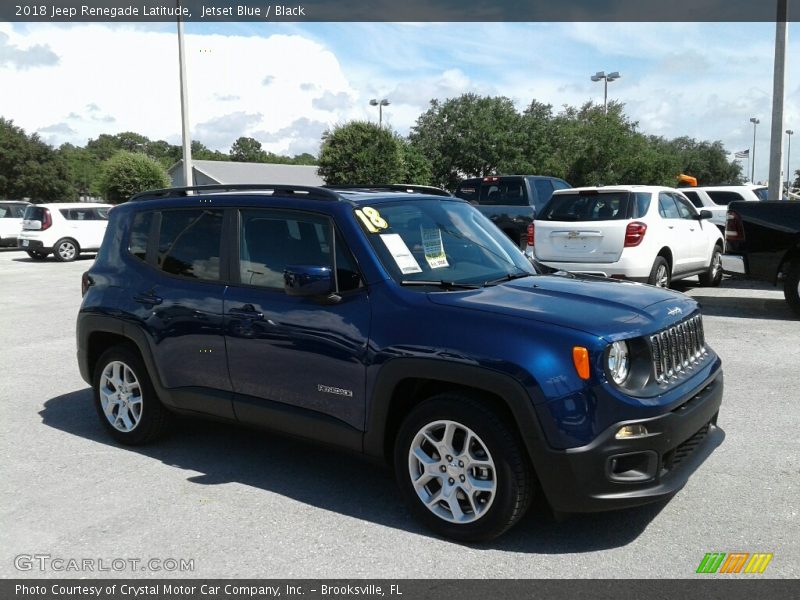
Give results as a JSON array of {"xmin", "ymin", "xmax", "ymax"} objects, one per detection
[{"xmin": 1, "ymin": 0, "xmax": 798, "ymax": 23}]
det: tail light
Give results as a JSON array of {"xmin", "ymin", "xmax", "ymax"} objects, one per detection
[
  {"xmin": 527, "ymin": 222, "xmax": 535, "ymax": 246},
  {"xmin": 624, "ymin": 221, "xmax": 647, "ymax": 247},
  {"xmin": 482, "ymin": 176, "xmax": 499, "ymax": 182},
  {"xmin": 41, "ymin": 208, "xmax": 52, "ymax": 230},
  {"xmin": 725, "ymin": 210, "xmax": 744, "ymax": 242},
  {"xmin": 81, "ymin": 271, "xmax": 94, "ymax": 297}
]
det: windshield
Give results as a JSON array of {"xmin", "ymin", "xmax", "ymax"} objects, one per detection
[{"xmin": 355, "ymin": 199, "xmax": 535, "ymax": 287}]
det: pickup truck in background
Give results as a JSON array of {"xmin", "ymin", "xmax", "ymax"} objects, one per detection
[
  {"xmin": 721, "ymin": 201, "xmax": 800, "ymax": 316},
  {"xmin": 454, "ymin": 175, "xmax": 571, "ymax": 247}
]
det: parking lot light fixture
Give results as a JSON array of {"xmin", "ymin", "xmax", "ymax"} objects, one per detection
[
  {"xmin": 591, "ymin": 71, "xmax": 621, "ymax": 116},
  {"xmin": 369, "ymin": 98, "xmax": 390, "ymax": 128}
]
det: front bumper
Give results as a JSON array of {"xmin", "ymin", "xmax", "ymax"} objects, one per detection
[{"xmin": 531, "ymin": 370, "xmax": 724, "ymax": 513}]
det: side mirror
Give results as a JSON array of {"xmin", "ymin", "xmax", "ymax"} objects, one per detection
[
  {"xmin": 697, "ymin": 210, "xmax": 713, "ymax": 220},
  {"xmin": 284, "ymin": 265, "xmax": 334, "ymax": 297}
]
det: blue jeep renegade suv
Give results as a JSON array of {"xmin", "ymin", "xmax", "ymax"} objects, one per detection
[{"xmin": 77, "ymin": 184, "xmax": 724, "ymax": 541}]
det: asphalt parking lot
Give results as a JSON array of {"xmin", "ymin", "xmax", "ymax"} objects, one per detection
[{"xmin": 1, "ymin": 248, "xmax": 798, "ymax": 579}]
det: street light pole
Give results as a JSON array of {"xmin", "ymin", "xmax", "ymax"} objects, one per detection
[
  {"xmin": 369, "ymin": 98, "xmax": 390, "ymax": 127},
  {"xmin": 177, "ymin": 0, "xmax": 193, "ymax": 188},
  {"xmin": 750, "ymin": 117, "xmax": 760, "ymax": 183},
  {"xmin": 787, "ymin": 129, "xmax": 794, "ymax": 193},
  {"xmin": 590, "ymin": 71, "xmax": 621, "ymax": 116}
]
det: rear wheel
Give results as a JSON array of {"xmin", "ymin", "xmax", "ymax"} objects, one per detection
[
  {"xmin": 698, "ymin": 245, "xmax": 723, "ymax": 287},
  {"xmin": 784, "ymin": 262, "xmax": 800, "ymax": 317},
  {"xmin": 647, "ymin": 256, "xmax": 671, "ymax": 288},
  {"xmin": 92, "ymin": 345, "xmax": 171, "ymax": 445},
  {"xmin": 26, "ymin": 250, "xmax": 48, "ymax": 260},
  {"xmin": 394, "ymin": 393, "xmax": 534, "ymax": 542},
  {"xmin": 53, "ymin": 238, "xmax": 79, "ymax": 262}
]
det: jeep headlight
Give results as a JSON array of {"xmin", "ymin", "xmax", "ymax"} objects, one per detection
[{"xmin": 607, "ymin": 341, "xmax": 630, "ymax": 385}]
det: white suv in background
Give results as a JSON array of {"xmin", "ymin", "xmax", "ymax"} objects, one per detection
[
  {"xmin": 679, "ymin": 185, "xmax": 767, "ymax": 232},
  {"xmin": 17, "ymin": 203, "xmax": 112, "ymax": 261},
  {"xmin": 532, "ymin": 186, "xmax": 724, "ymax": 288},
  {"xmin": 0, "ymin": 201, "xmax": 31, "ymax": 247}
]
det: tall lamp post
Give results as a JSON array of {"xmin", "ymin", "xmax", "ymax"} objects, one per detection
[
  {"xmin": 177, "ymin": 0, "xmax": 192, "ymax": 188},
  {"xmin": 369, "ymin": 98, "xmax": 390, "ymax": 127},
  {"xmin": 787, "ymin": 129, "xmax": 795, "ymax": 194},
  {"xmin": 750, "ymin": 117, "xmax": 760, "ymax": 183},
  {"xmin": 590, "ymin": 71, "xmax": 621, "ymax": 115}
]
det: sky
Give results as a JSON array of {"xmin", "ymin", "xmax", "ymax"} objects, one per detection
[{"xmin": 1, "ymin": 21, "xmax": 798, "ymax": 183}]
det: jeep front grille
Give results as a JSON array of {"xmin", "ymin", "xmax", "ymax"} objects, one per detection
[{"xmin": 649, "ymin": 314, "xmax": 707, "ymax": 384}]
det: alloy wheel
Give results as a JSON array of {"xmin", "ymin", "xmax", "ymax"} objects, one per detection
[
  {"xmin": 99, "ymin": 361, "xmax": 143, "ymax": 432},
  {"xmin": 408, "ymin": 419, "xmax": 497, "ymax": 524},
  {"xmin": 656, "ymin": 264, "xmax": 669, "ymax": 287},
  {"xmin": 57, "ymin": 241, "xmax": 76, "ymax": 261}
]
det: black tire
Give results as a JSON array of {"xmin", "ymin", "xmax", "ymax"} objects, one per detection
[
  {"xmin": 393, "ymin": 393, "xmax": 534, "ymax": 542},
  {"xmin": 92, "ymin": 345, "xmax": 171, "ymax": 445},
  {"xmin": 53, "ymin": 238, "xmax": 79, "ymax": 262},
  {"xmin": 647, "ymin": 256, "xmax": 671, "ymax": 288},
  {"xmin": 784, "ymin": 262, "xmax": 800, "ymax": 317},
  {"xmin": 26, "ymin": 250, "xmax": 48, "ymax": 260},
  {"xmin": 698, "ymin": 245, "xmax": 723, "ymax": 287}
]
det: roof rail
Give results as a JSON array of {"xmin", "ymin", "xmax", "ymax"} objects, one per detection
[
  {"xmin": 324, "ymin": 184, "xmax": 452, "ymax": 197},
  {"xmin": 129, "ymin": 184, "xmax": 342, "ymax": 202}
]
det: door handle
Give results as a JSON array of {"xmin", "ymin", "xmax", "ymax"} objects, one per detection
[
  {"xmin": 667, "ymin": 225, "xmax": 675, "ymax": 229},
  {"xmin": 229, "ymin": 304, "xmax": 264, "ymax": 319},
  {"xmin": 133, "ymin": 292, "xmax": 163, "ymax": 306}
]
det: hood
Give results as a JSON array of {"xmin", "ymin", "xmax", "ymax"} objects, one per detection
[{"xmin": 426, "ymin": 273, "xmax": 698, "ymax": 340}]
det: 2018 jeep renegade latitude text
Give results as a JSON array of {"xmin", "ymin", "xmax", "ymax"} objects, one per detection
[{"xmin": 77, "ymin": 185, "xmax": 724, "ymax": 541}]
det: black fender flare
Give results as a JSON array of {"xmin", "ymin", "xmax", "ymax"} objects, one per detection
[{"xmin": 362, "ymin": 358, "xmax": 548, "ymax": 465}]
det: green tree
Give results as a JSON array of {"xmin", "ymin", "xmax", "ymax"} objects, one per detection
[
  {"xmin": 399, "ymin": 140, "xmax": 433, "ymax": 185},
  {"xmin": 0, "ymin": 118, "xmax": 72, "ymax": 201},
  {"xmin": 409, "ymin": 94, "xmax": 524, "ymax": 190},
  {"xmin": 666, "ymin": 137, "xmax": 743, "ymax": 185},
  {"xmin": 94, "ymin": 151, "xmax": 170, "ymax": 204},
  {"xmin": 230, "ymin": 136, "xmax": 267, "ymax": 162},
  {"xmin": 59, "ymin": 143, "xmax": 102, "ymax": 197},
  {"xmin": 290, "ymin": 152, "xmax": 318, "ymax": 165},
  {"xmin": 318, "ymin": 121, "xmax": 405, "ymax": 185}
]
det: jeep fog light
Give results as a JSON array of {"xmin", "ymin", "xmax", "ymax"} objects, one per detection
[
  {"xmin": 607, "ymin": 340, "xmax": 630, "ymax": 384},
  {"xmin": 615, "ymin": 424, "xmax": 649, "ymax": 440}
]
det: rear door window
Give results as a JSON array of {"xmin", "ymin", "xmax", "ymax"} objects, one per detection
[
  {"xmin": 658, "ymin": 193, "xmax": 681, "ymax": 219},
  {"xmin": 706, "ymin": 191, "xmax": 745, "ymax": 205},
  {"xmin": 537, "ymin": 192, "xmax": 632, "ymax": 221},
  {"xmin": 157, "ymin": 209, "xmax": 224, "ymax": 280},
  {"xmin": 478, "ymin": 180, "xmax": 528, "ymax": 206},
  {"xmin": 532, "ymin": 179, "xmax": 554, "ymax": 210}
]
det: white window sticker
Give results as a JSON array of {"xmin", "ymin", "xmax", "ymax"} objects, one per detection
[
  {"xmin": 380, "ymin": 234, "xmax": 422, "ymax": 274},
  {"xmin": 421, "ymin": 227, "xmax": 449, "ymax": 269}
]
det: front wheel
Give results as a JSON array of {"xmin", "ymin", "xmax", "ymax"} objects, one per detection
[
  {"xmin": 394, "ymin": 394, "xmax": 534, "ymax": 542},
  {"xmin": 92, "ymin": 345, "xmax": 171, "ymax": 445},
  {"xmin": 698, "ymin": 245, "xmax": 723, "ymax": 287},
  {"xmin": 784, "ymin": 262, "xmax": 800, "ymax": 317}
]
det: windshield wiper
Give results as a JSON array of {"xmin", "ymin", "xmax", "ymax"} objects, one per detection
[
  {"xmin": 483, "ymin": 271, "xmax": 534, "ymax": 287},
  {"xmin": 400, "ymin": 280, "xmax": 481, "ymax": 290}
]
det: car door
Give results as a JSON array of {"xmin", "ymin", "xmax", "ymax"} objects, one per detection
[
  {"xmin": 224, "ymin": 208, "xmax": 371, "ymax": 432},
  {"xmin": 125, "ymin": 207, "xmax": 233, "ymax": 418},
  {"xmin": 673, "ymin": 194, "xmax": 708, "ymax": 271},
  {"xmin": 657, "ymin": 192, "xmax": 693, "ymax": 274},
  {"xmin": 63, "ymin": 207, "xmax": 107, "ymax": 249}
]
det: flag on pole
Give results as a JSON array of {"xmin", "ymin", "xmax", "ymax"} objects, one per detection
[{"xmin": 735, "ymin": 149, "xmax": 750, "ymax": 159}]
